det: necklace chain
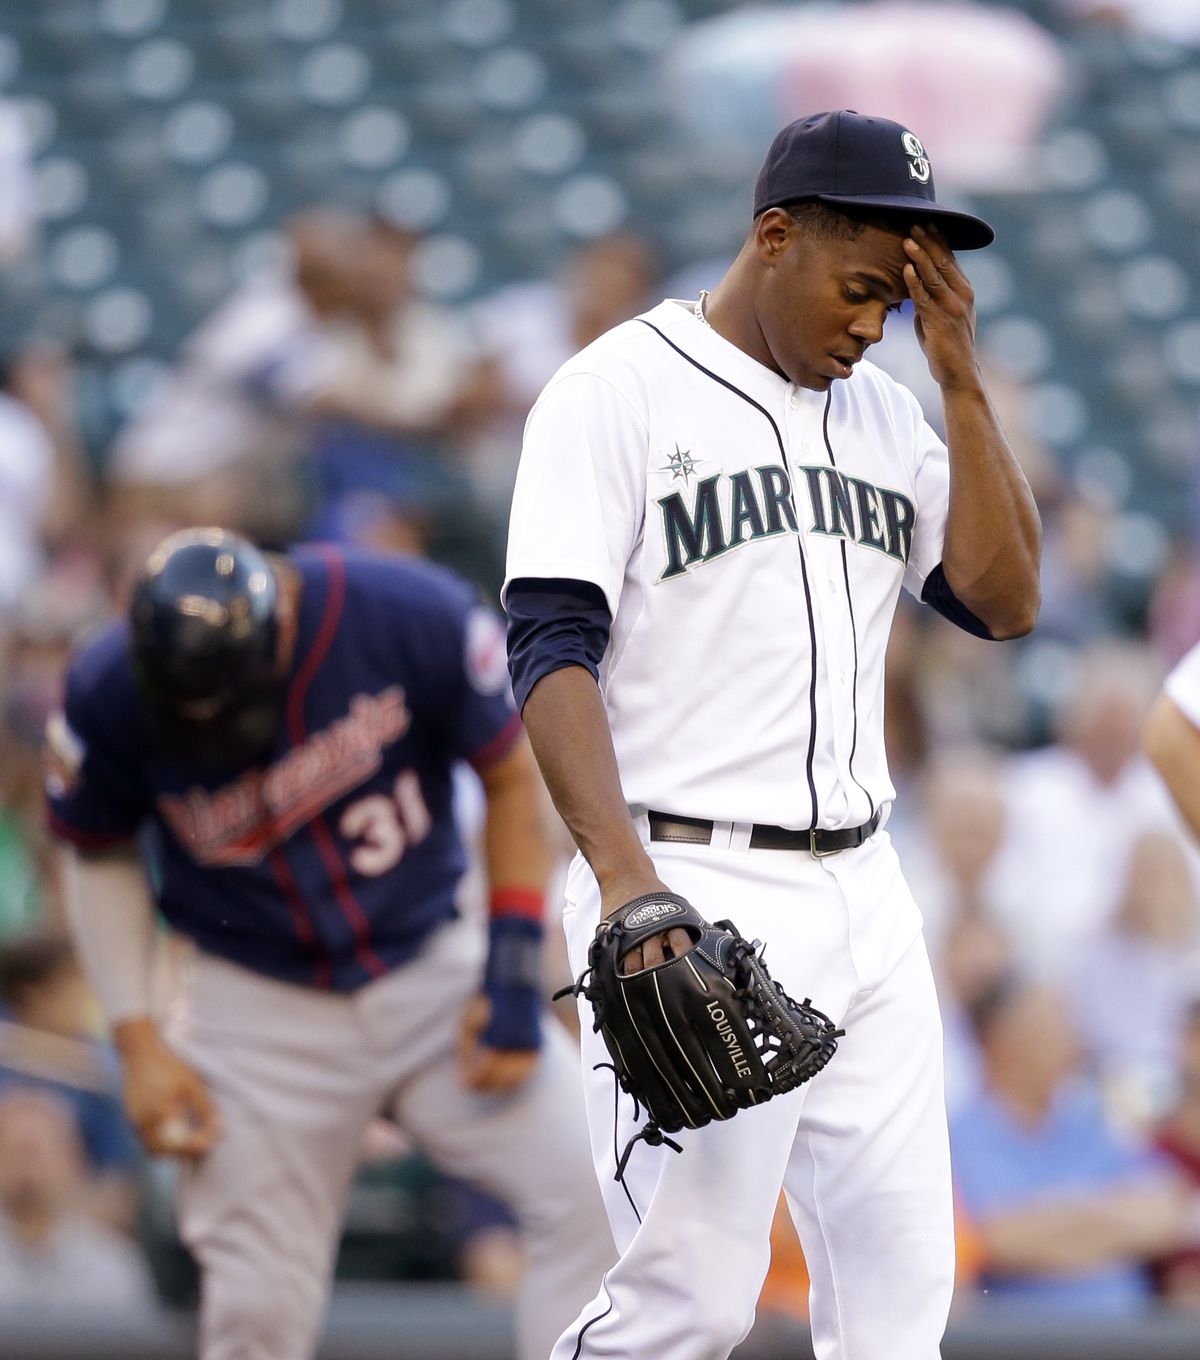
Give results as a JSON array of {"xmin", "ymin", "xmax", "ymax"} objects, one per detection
[{"xmin": 693, "ymin": 290, "xmax": 711, "ymax": 328}]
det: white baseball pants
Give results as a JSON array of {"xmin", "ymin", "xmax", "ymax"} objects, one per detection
[
  {"xmin": 166, "ymin": 915, "xmax": 615, "ymax": 1360},
  {"xmin": 551, "ymin": 823, "xmax": 955, "ymax": 1360}
]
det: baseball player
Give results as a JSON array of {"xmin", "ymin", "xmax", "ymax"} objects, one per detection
[
  {"xmin": 45, "ymin": 528, "xmax": 614, "ymax": 1360},
  {"xmin": 504, "ymin": 111, "xmax": 1041, "ymax": 1359}
]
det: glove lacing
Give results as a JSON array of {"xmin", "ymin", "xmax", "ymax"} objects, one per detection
[{"xmin": 592, "ymin": 1061, "xmax": 684, "ymax": 1188}]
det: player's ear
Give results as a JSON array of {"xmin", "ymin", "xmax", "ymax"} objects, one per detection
[{"xmin": 753, "ymin": 208, "xmax": 795, "ymax": 264}]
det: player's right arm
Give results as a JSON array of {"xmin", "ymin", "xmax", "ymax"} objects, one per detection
[
  {"xmin": 520, "ymin": 663, "xmax": 686, "ymax": 972},
  {"xmin": 45, "ymin": 631, "xmax": 219, "ymax": 1158},
  {"xmin": 521, "ymin": 667, "xmax": 663, "ymax": 903},
  {"xmin": 504, "ymin": 368, "xmax": 687, "ymax": 970},
  {"xmin": 59, "ymin": 843, "xmax": 220, "ymax": 1158}
]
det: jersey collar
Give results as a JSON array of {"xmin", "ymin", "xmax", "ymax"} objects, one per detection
[{"xmin": 644, "ymin": 299, "xmax": 821, "ymax": 414}]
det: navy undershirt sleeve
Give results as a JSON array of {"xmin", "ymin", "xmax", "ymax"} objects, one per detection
[
  {"xmin": 920, "ymin": 563, "xmax": 996, "ymax": 640},
  {"xmin": 505, "ymin": 577, "xmax": 612, "ymax": 712}
]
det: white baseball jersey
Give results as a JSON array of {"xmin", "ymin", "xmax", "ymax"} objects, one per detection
[{"xmin": 504, "ymin": 298, "xmax": 952, "ymax": 830}]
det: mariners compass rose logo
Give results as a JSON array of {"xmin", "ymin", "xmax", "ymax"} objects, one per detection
[{"xmin": 660, "ymin": 443, "xmax": 701, "ymax": 485}]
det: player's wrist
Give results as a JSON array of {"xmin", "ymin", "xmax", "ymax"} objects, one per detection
[
  {"xmin": 113, "ymin": 1014, "xmax": 165, "ymax": 1060},
  {"xmin": 488, "ymin": 885, "xmax": 545, "ymax": 923},
  {"xmin": 483, "ymin": 914, "xmax": 544, "ymax": 1051},
  {"xmin": 935, "ymin": 362, "xmax": 985, "ymax": 397},
  {"xmin": 598, "ymin": 864, "xmax": 671, "ymax": 918}
]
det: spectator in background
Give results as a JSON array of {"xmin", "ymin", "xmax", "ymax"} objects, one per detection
[
  {"xmin": 1034, "ymin": 494, "xmax": 1126, "ymax": 645},
  {"xmin": 303, "ymin": 217, "xmax": 491, "ymax": 581},
  {"xmin": 3, "ymin": 344, "xmax": 97, "ymax": 553},
  {"xmin": 951, "ymin": 976, "xmax": 1191, "ymax": 1316},
  {"xmin": 467, "ymin": 232, "xmax": 661, "ymax": 506},
  {"xmin": 895, "ymin": 747, "xmax": 1015, "ymax": 955},
  {"xmin": 0, "ymin": 934, "xmax": 141, "ymax": 1233},
  {"xmin": 1153, "ymin": 986, "xmax": 1200, "ymax": 1309},
  {"xmin": 0, "ymin": 1086, "xmax": 157, "ymax": 1316},
  {"xmin": 0, "ymin": 557, "xmax": 110, "ymax": 937},
  {"xmin": 475, "ymin": 232, "xmax": 661, "ymax": 418},
  {"xmin": 0, "ymin": 354, "xmax": 55, "ymax": 616},
  {"xmin": 109, "ymin": 206, "xmax": 364, "ymax": 543},
  {"xmin": 990, "ymin": 641, "xmax": 1177, "ymax": 974},
  {"xmin": 110, "ymin": 209, "xmax": 491, "ymax": 574},
  {"xmin": 893, "ymin": 749, "xmax": 1017, "ymax": 1112},
  {"xmin": 1069, "ymin": 830, "xmax": 1200, "ymax": 1122},
  {"xmin": 310, "ymin": 219, "xmax": 474, "ymax": 441}
]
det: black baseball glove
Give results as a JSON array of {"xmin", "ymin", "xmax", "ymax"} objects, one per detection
[{"xmin": 557, "ymin": 891, "xmax": 843, "ymax": 1173}]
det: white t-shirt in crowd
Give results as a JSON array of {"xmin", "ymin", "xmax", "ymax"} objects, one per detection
[
  {"xmin": 0, "ymin": 392, "xmax": 53, "ymax": 611},
  {"xmin": 988, "ymin": 745, "xmax": 1179, "ymax": 975}
]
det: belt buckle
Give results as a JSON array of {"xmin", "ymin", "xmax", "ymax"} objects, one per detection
[{"xmin": 808, "ymin": 829, "xmax": 841, "ymax": 859}]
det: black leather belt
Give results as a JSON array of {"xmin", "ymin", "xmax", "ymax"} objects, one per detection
[{"xmin": 648, "ymin": 808, "xmax": 882, "ymax": 857}]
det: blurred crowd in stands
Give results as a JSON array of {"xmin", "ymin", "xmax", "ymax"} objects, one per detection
[{"xmin": 2, "ymin": 0, "xmax": 1200, "ymax": 1340}]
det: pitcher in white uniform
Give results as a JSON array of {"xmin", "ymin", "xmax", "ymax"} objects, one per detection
[{"xmin": 503, "ymin": 111, "xmax": 1041, "ymax": 1360}]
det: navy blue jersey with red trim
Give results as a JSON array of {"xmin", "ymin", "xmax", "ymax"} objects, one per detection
[{"xmin": 46, "ymin": 546, "xmax": 521, "ymax": 991}]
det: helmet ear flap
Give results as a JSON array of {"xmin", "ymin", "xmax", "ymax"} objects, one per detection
[{"xmin": 130, "ymin": 528, "xmax": 282, "ymax": 765}]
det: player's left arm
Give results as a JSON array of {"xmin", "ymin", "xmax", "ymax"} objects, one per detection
[
  {"xmin": 459, "ymin": 734, "xmax": 554, "ymax": 1093},
  {"xmin": 905, "ymin": 223, "xmax": 1041, "ymax": 639}
]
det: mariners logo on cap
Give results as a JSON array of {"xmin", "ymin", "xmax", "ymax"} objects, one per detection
[{"xmin": 901, "ymin": 130, "xmax": 931, "ymax": 184}]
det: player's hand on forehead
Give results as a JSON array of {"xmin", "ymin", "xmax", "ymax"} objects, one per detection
[
  {"xmin": 904, "ymin": 223, "xmax": 967, "ymax": 290},
  {"xmin": 902, "ymin": 221, "xmax": 977, "ymax": 387}
]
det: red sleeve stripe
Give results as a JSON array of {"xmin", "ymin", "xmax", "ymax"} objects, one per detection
[
  {"xmin": 469, "ymin": 712, "xmax": 523, "ymax": 770},
  {"xmin": 45, "ymin": 810, "xmax": 135, "ymax": 850},
  {"xmin": 489, "ymin": 887, "xmax": 546, "ymax": 922}
]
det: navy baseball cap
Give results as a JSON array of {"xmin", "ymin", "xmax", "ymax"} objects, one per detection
[{"xmin": 753, "ymin": 110, "xmax": 994, "ymax": 251}]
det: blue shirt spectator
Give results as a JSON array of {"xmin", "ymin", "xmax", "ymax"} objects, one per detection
[
  {"xmin": 952, "ymin": 1081, "xmax": 1161, "ymax": 1314},
  {"xmin": 0, "ymin": 935, "xmax": 141, "ymax": 1211},
  {"xmin": 0, "ymin": 1038, "xmax": 139, "ymax": 1178},
  {"xmin": 950, "ymin": 976, "xmax": 1187, "ymax": 1315}
]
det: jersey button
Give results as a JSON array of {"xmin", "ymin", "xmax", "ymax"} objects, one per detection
[{"xmin": 790, "ymin": 391, "xmax": 800, "ymax": 410}]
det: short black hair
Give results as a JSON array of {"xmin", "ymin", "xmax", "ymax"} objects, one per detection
[
  {"xmin": 0, "ymin": 933, "xmax": 78, "ymax": 1009},
  {"xmin": 783, "ymin": 199, "xmax": 911, "ymax": 242}
]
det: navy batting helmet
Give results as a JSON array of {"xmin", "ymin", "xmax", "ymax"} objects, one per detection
[{"xmin": 129, "ymin": 528, "xmax": 283, "ymax": 765}]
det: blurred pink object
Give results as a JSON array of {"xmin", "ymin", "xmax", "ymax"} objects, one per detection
[{"xmin": 667, "ymin": 1, "xmax": 1067, "ymax": 191}]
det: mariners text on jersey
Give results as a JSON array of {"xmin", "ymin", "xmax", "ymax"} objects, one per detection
[
  {"xmin": 504, "ymin": 298, "xmax": 953, "ymax": 833},
  {"xmin": 657, "ymin": 463, "xmax": 917, "ymax": 580}
]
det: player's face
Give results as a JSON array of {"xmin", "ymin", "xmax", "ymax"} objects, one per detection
[{"xmin": 757, "ymin": 218, "xmax": 909, "ymax": 391}]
